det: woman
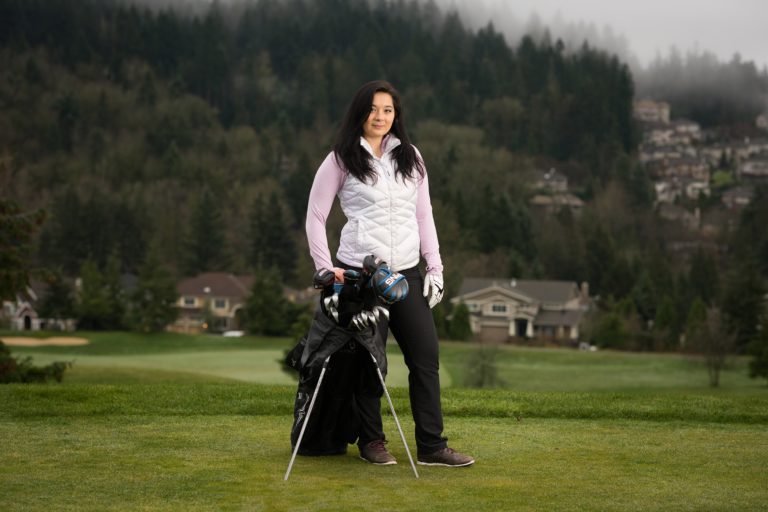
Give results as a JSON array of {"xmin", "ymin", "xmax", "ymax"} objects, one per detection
[{"xmin": 305, "ymin": 80, "xmax": 474, "ymax": 467}]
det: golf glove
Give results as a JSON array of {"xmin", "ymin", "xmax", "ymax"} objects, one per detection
[{"xmin": 422, "ymin": 273, "xmax": 444, "ymax": 309}]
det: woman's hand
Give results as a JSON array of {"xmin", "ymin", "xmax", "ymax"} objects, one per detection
[{"xmin": 333, "ymin": 267, "xmax": 346, "ymax": 283}]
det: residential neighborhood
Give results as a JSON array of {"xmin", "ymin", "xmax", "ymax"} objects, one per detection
[{"xmin": 635, "ymin": 98, "xmax": 768, "ymax": 218}]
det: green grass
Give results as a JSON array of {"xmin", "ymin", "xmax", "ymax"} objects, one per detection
[
  {"xmin": 2, "ymin": 332, "xmax": 767, "ymax": 510},
  {"xmin": 1, "ymin": 384, "xmax": 767, "ymax": 511}
]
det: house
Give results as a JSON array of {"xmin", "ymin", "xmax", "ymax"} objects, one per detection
[
  {"xmin": 721, "ymin": 186, "xmax": 754, "ymax": 210},
  {"xmin": 529, "ymin": 193, "xmax": 584, "ymax": 215},
  {"xmin": 634, "ymin": 99, "xmax": 670, "ymax": 124},
  {"xmin": 450, "ymin": 278, "xmax": 589, "ymax": 344},
  {"xmin": 170, "ymin": 272, "xmax": 317, "ymax": 334},
  {"xmin": 757, "ymin": 114, "xmax": 768, "ymax": 131},
  {"xmin": 2, "ymin": 296, "xmax": 41, "ymax": 331},
  {"xmin": 171, "ymin": 272, "xmax": 255, "ymax": 334},
  {"xmin": 533, "ymin": 168, "xmax": 568, "ymax": 193},
  {"xmin": 738, "ymin": 157, "xmax": 768, "ymax": 184},
  {"xmin": 1, "ymin": 283, "xmax": 76, "ymax": 332}
]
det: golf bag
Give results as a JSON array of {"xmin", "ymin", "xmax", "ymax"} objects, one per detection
[{"xmin": 285, "ymin": 256, "xmax": 407, "ymax": 456}]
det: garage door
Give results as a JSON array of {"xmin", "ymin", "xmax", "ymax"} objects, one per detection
[{"xmin": 479, "ymin": 325, "xmax": 509, "ymax": 343}]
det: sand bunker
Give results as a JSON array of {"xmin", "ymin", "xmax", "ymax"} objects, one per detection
[{"xmin": 1, "ymin": 336, "xmax": 90, "ymax": 347}]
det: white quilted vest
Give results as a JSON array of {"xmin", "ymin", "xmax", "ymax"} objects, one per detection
[{"xmin": 336, "ymin": 137, "xmax": 420, "ymax": 271}]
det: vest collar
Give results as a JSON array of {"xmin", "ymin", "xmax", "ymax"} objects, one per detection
[{"xmin": 360, "ymin": 134, "xmax": 402, "ymax": 157}]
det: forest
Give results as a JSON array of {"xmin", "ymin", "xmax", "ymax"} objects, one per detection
[{"xmin": 1, "ymin": 0, "xmax": 767, "ymax": 363}]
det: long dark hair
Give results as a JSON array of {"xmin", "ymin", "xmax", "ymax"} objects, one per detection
[{"xmin": 333, "ymin": 80, "xmax": 424, "ymax": 183}]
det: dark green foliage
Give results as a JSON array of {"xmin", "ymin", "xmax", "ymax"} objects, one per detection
[
  {"xmin": 183, "ymin": 188, "xmax": 231, "ymax": 276},
  {"xmin": 688, "ymin": 248, "xmax": 720, "ymax": 306},
  {"xmin": 449, "ymin": 302, "xmax": 472, "ymax": 341},
  {"xmin": 654, "ymin": 295, "xmax": 680, "ymax": 350},
  {"xmin": 245, "ymin": 267, "xmax": 301, "ymax": 336},
  {"xmin": 37, "ymin": 270, "xmax": 75, "ymax": 320},
  {"xmin": 127, "ymin": 253, "xmax": 179, "ymax": 333},
  {"xmin": 721, "ymin": 258, "xmax": 766, "ymax": 351},
  {"xmin": 748, "ymin": 322, "xmax": 768, "ymax": 384},
  {"xmin": 0, "ymin": 198, "xmax": 46, "ymax": 300},
  {"xmin": 248, "ymin": 192, "xmax": 297, "ymax": 281},
  {"xmin": 40, "ymin": 188, "xmax": 148, "ymax": 275},
  {"xmin": 431, "ymin": 302, "xmax": 449, "ymax": 339},
  {"xmin": 0, "ymin": 341, "xmax": 72, "ymax": 384},
  {"xmin": 74, "ymin": 256, "xmax": 125, "ymax": 331}
]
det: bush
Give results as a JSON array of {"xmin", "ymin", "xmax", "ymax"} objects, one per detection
[{"xmin": 0, "ymin": 341, "xmax": 73, "ymax": 384}]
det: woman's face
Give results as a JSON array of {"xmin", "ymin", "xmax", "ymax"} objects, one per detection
[{"xmin": 362, "ymin": 92, "xmax": 395, "ymax": 141}]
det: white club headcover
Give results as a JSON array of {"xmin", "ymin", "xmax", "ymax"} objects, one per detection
[{"xmin": 422, "ymin": 274, "xmax": 444, "ymax": 309}]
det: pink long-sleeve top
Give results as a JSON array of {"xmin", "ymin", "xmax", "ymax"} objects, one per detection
[{"xmin": 305, "ymin": 137, "xmax": 443, "ymax": 276}]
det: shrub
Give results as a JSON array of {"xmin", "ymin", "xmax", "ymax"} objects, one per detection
[{"xmin": 0, "ymin": 341, "xmax": 73, "ymax": 384}]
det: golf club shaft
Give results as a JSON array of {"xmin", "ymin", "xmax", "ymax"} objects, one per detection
[{"xmin": 284, "ymin": 355, "xmax": 331, "ymax": 481}]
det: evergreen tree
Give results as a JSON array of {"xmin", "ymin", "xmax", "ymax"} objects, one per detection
[
  {"xmin": 721, "ymin": 258, "xmax": 766, "ymax": 351},
  {"xmin": 75, "ymin": 259, "xmax": 110, "ymax": 330},
  {"xmin": 245, "ymin": 266, "xmax": 299, "ymax": 336},
  {"xmin": 102, "ymin": 252, "xmax": 125, "ymax": 330},
  {"xmin": 248, "ymin": 192, "xmax": 296, "ymax": 281},
  {"xmin": 653, "ymin": 294, "xmax": 679, "ymax": 350},
  {"xmin": 128, "ymin": 253, "xmax": 178, "ymax": 333},
  {"xmin": 688, "ymin": 248, "xmax": 720, "ymax": 306},
  {"xmin": 0, "ymin": 199, "xmax": 46, "ymax": 300},
  {"xmin": 183, "ymin": 188, "xmax": 231, "ymax": 276},
  {"xmin": 748, "ymin": 320, "xmax": 768, "ymax": 385},
  {"xmin": 37, "ymin": 271, "xmax": 75, "ymax": 320},
  {"xmin": 449, "ymin": 302, "xmax": 472, "ymax": 341}
]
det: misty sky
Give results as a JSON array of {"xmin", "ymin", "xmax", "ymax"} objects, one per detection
[{"xmin": 440, "ymin": 0, "xmax": 768, "ymax": 70}]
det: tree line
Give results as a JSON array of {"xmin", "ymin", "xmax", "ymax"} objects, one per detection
[{"xmin": 1, "ymin": 0, "xmax": 766, "ymax": 380}]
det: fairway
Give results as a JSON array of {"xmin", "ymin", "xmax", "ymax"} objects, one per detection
[
  {"xmin": 2, "ymin": 384, "xmax": 767, "ymax": 511},
  {"xmin": 13, "ymin": 350, "xmax": 450, "ymax": 388},
  {"xmin": 2, "ymin": 332, "xmax": 767, "ymax": 510}
]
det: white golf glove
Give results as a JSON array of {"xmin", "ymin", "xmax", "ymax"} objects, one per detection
[{"xmin": 422, "ymin": 274, "xmax": 444, "ymax": 309}]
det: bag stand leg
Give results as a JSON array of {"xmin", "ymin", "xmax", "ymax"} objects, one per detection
[
  {"xmin": 370, "ymin": 354, "xmax": 419, "ymax": 479},
  {"xmin": 284, "ymin": 355, "xmax": 331, "ymax": 481}
]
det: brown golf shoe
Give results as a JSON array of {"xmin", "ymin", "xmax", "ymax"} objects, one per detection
[
  {"xmin": 417, "ymin": 447, "xmax": 475, "ymax": 467},
  {"xmin": 359, "ymin": 440, "xmax": 397, "ymax": 465}
]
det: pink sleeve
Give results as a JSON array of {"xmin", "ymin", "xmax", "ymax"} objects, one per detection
[
  {"xmin": 305, "ymin": 153, "xmax": 345, "ymax": 271},
  {"xmin": 416, "ymin": 169, "xmax": 444, "ymax": 276}
]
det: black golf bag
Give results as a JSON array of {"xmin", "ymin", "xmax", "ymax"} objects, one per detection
[{"xmin": 286, "ymin": 257, "xmax": 407, "ymax": 456}]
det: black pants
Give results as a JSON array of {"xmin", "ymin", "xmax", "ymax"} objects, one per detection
[{"xmin": 341, "ymin": 264, "xmax": 448, "ymax": 455}]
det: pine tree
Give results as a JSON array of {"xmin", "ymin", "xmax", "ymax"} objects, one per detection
[
  {"xmin": 449, "ymin": 302, "xmax": 472, "ymax": 341},
  {"xmin": 245, "ymin": 266, "xmax": 298, "ymax": 336},
  {"xmin": 248, "ymin": 192, "xmax": 296, "ymax": 281},
  {"xmin": 0, "ymin": 199, "xmax": 46, "ymax": 300},
  {"xmin": 76, "ymin": 259, "xmax": 109, "ymax": 330},
  {"xmin": 128, "ymin": 253, "xmax": 179, "ymax": 333},
  {"xmin": 183, "ymin": 188, "xmax": 231, "ymax": 276}
]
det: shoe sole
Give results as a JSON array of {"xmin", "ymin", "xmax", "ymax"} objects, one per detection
[
  {"xmin": 359, "ymin": 456, "xmax": 397, "ymax": 466},
  {"xmin": 417, "ymin": 459, "xmax": 475, "ymax": 467}
]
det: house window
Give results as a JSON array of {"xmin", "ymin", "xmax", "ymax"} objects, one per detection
[
  {"xmin": 491, "ymin": 304, "xmax": 508, "ymax": 314},
  {"xmin": 214, "ymin": 298, "xmax": 227, "ymax": 310},
  {"xmin": 183, "ymin": 296, "xmax": 196, "ymax": 307},
  {"xmin": 466, "ymin": 303, "xmax": 479, "ymax": 312}
]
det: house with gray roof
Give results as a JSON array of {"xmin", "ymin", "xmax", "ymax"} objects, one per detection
[{"xmin": 450, "ymin": 278, "xmax": 590, "ymax": 344}]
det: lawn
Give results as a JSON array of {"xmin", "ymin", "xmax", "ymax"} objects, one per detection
[{"xmin": 1, "ymin": 332, "xmax": 767, "ymax": 511}]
